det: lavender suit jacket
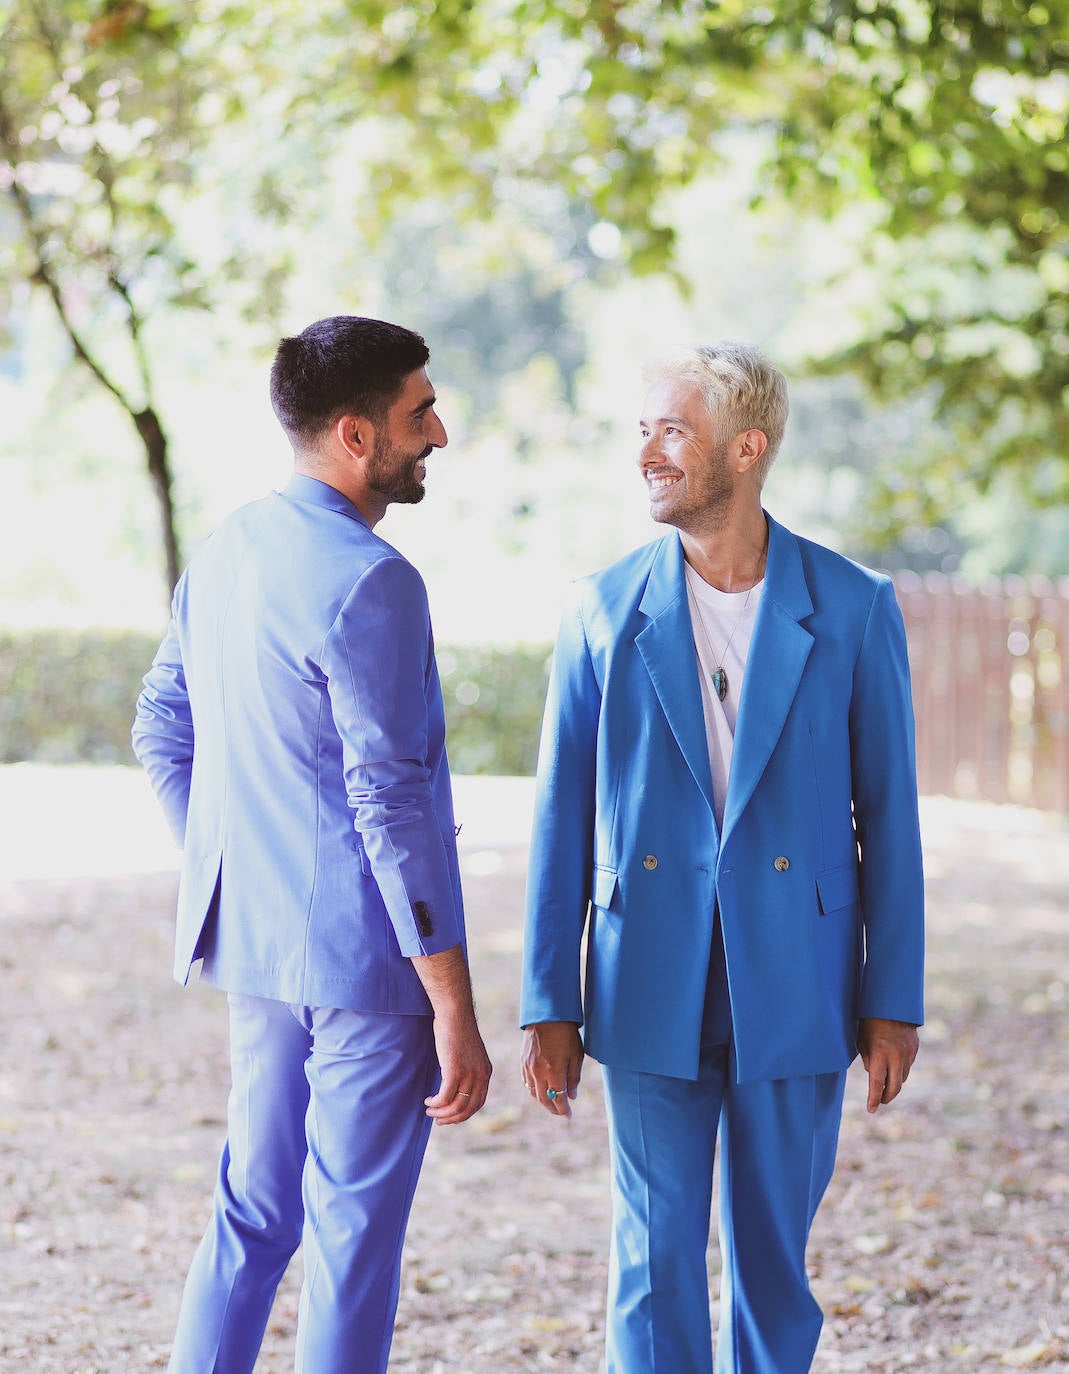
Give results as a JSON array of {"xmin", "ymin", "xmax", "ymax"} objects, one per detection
[{"xmin": 132, "ymin": 473, "xmax": 464, "ymax": 1015}]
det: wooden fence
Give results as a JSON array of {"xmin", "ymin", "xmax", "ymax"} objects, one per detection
[{"xmin": 893, "ymin": 573, "xmax": 1069, "ymax": 812}]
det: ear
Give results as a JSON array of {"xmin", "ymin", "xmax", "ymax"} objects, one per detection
[
  {"xmin": 335, "ymin": 413, "xmax": 375, "ymax": 461},
  {"xmin": 732, "ymin": 428, "xmax": 768, "ymax": 476}
]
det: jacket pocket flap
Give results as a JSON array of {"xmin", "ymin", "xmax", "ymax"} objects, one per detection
[
  {"xmin": 816, "ymin": 863, "xmax": 860, "ymax": 914},
  {"xmin": 593, "ymin": 866, "xmax": 619, "ymax": 910}
]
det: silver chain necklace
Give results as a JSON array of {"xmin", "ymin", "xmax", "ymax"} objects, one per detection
[{"xmin": 687, "ymin": 582, "xmax": 754, "ymax": 703}]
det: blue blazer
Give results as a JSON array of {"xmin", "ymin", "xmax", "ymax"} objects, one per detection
[
  {"xmin": 520, "ymin": 514, "xmax": 924, "ymax": 1083},
  {"xmin": 133, "ymin": 474, "xmax": 464, "ymax": 1015}
]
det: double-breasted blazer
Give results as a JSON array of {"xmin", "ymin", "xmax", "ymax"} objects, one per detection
[
  {"xmin": 132, "ymin": 473, "xmax": 464, "ymax": 1016},
  {"xmin": 520, "ymin": 513, "xmax": 924, "ymax": 1083}
]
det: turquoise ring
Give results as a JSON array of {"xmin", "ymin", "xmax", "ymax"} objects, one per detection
[{"xmin": 547, "ymin": 1087, "xmax": 562, "ymax": 1100}]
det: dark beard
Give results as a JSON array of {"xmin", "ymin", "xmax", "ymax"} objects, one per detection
[{"xmin": 366, "ymin": 438, "xmax": 430, "ymax": 506}]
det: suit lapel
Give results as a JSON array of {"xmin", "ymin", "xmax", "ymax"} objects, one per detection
[
  {"xmin": 635, "ymin": 535, "xmax": 716, "ymax": 819},
  {"xmin": 720, "ymin": 515, "xmax": 814, "ymax": 847}
]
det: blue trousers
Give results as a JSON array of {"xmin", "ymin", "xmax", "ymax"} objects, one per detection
[
  {"xmin": 168, "ymin": 994, "xmax": 438, "ymax": 1374},
  {"xmin": 601, "ymin": 926, "xmax": 847, "ymax": 1374}
]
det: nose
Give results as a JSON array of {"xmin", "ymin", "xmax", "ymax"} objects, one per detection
[
  {"xmin": 426, "ymin": 407, "xmax": 447, "ymax": 449},
  {"xmin": 638, "ymin": 432, "xmax": 658, "ymax": 469}
]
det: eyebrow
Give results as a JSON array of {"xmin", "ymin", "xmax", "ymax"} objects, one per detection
[
  {"xmin": 640, "ymin": 414, "xmax": 689, "ymax": 427},
  {"xmin": 411, "ymin": 393, "xmax": 436, "ymax": 416}
]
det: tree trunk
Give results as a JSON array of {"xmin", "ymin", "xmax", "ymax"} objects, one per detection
[
  {"xmin": 133, "ymin": 406, "xmax": 182, "ymax": 596},
  {"xmin": 0, "ymin": 90, "xmax": 183, "ymax": 605}
]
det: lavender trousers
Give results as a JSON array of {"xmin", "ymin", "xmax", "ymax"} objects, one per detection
[{"xmin": 167, "ymin": 993, "xmax": 439, "ymax": 1374}]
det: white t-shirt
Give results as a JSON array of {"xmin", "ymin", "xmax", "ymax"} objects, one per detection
[{"xmin": 684, "ymin": 562, "xmax": 764, "ymax": 831}]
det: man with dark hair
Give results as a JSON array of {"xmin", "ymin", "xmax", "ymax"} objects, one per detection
[
  {"xmin": 134, "ymin": 315, "xmax": 491, "ymax": 1374},
  {"xmin": 521, "ymin": 341, "xmax": 923, "ymax": 1373},
  {"xmin": 269, "ymin": 315, "xmax": 431, "ymax": 439}
]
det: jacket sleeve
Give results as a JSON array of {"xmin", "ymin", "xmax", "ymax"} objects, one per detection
[
  {"xmin": 131, "ymin": 580, "xmax": 194, "ymax": 847},
  {"xmin": 321, "ymin": 554, "xmax": 463, "ymax": 959},
  {"xmin": 849, "ymin": 576, "xmax": 925, "ymax": 1024},
  {"xmin": 520, "ymin": 585, "xmax": 600, "ymax": 1027}
]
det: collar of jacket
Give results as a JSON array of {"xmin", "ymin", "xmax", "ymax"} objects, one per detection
[
  {"xmin": 281, "ymin": 473, "xmax": 370, "ymax": 528},
  {"xmin": 635, "ymin": 512, "xmax": 816, "ymax": 847},
  {"xmin": 637, "ymin": 512, "xmax": 814, "ymax": 623}
]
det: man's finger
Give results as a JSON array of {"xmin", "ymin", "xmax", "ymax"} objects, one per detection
[
  {"xmin": 882, "ymin": 1059, "xmax": 906, "ymax": 1105},
  {"xmin": 424, "ymin": 1078, "xmax": 459, "ymax": 1110},
  {"xmin": 866, "ymin": 1056, "xmax": 887, "ymax": 1114},
  {"xmin": 543, "ymin": 1078, "xmax": 572, "ymax": 1117},
  {"xmin": 427, "ymin": 1078, "xmax": 487, "ymax": 1123}
]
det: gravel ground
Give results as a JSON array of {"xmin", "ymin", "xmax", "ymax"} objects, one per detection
[{"xmin": 0, "ymin": 792, "xmax": 1067, "ymax": 1373}]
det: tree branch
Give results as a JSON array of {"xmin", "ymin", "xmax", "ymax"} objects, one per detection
[
  {"xmin": 107, "ymin": 268, "xmax": 155, "ymax": 405},
  {"xmin": 28, "ymin": 0, "xmax": 158, "ymax": 407},
  {"xmin": 0, "ymin": 175, "xmax": 132, "ymax": 414}
]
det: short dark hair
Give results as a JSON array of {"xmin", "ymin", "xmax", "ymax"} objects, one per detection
[{"xmin": 269, "ymin": 316, "xmax": 430, "ymax": 448}]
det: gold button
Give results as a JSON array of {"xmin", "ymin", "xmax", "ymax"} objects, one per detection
[
  {"xmin": 643, "ymin": 854, "xmax": 658, "ymax": 871},
  {"xmin": 774, "ymin": 856, "xmax": 790, "ymax": 872}
]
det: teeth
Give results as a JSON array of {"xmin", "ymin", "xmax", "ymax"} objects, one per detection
[{"xmin": 648, "ymin": 474, "xmax": 681, "ymax": 489}]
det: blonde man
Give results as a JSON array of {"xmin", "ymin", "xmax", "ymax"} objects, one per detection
[{"xmin": 521, "ymin": 342, "xmax": 923, "ymax": 1373}]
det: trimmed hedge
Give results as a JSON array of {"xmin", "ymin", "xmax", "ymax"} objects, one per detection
[
  {"xmin": 435, "ymin": 643, "xmax": 550, "ymax": 776},
  {"xmin": 0, "ymin": 629, "xmax": 550, "ymax": 776},
  {"xmin": 0, "ymin": 628, "xmax": 162, "ymax": 765}
]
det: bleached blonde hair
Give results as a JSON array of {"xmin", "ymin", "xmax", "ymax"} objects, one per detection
[{"xmin": 644, "ymin": 341, "xmax": 790, "ymax": 487}]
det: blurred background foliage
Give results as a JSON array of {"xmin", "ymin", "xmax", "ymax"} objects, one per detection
[
  {"xmin": 0, "ymin": 626, "xmax": 159, "ymax": 762},
  {"xmin": 0, "ymin": 629, "xmax": 551, "ymax": 773},
  {"xmin": 1, "ymin": 0, "xmax": 1067, "ymax": 768}
]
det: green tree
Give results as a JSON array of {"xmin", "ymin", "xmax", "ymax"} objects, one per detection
[
  {"xmin": 4, "ymin": 0, "xmax": 1066, "ymax": 602},
  {"xmin": 0, "ymin": 0, "xmax": 301, "ymax": 594},
  {"xmin": 2, "ymin": 2, "xmax": 197, "ymax": 591},
  {"xmin": 319, "ymin": 0, "xmax": 1068, "ymax": 507}
]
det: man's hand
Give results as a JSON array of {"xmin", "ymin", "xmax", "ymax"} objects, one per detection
[
  {"xmin": 858, "ymin": 1017, "xmax": 919, "ymax": 1114},
  {"xmin": 522, "ymin": 1021, "xmax": 584, "ymax": 1119},
  {"xmin": 424, "ymin": 1008, "xmax": 493, "ymax": 1125},
  {"xmin": 411, "ymin": 944, "xmax": 492, "ymax": 1125}
]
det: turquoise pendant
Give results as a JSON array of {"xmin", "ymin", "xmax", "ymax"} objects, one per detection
[{"xmin": 712, "ymin": 667, "xmax": 729, "ymax": 702}]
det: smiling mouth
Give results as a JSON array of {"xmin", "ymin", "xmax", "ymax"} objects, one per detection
[{"xmin": 647, "ymin": 472, "xmax": 682, "ymax": 491}]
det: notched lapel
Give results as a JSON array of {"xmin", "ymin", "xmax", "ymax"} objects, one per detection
[
  {"xmin": 636, "ymin": 536, "xmax": 715, "ymax": 817},
  {"xmin": 721, "ymin": 517, "xmax": 814, "ymax": 845}
]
